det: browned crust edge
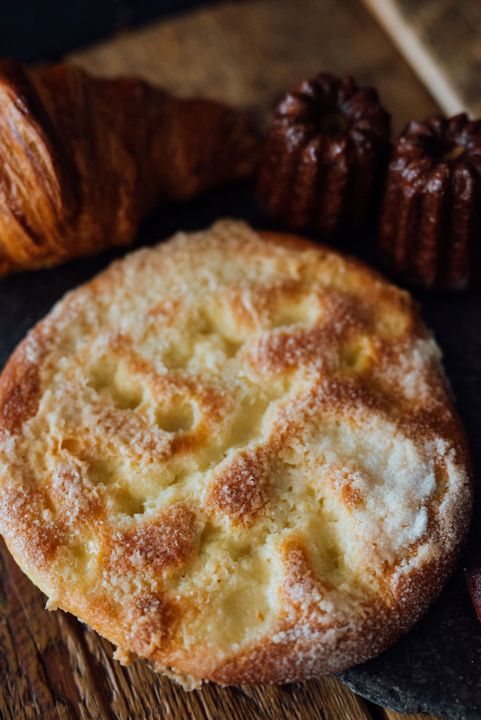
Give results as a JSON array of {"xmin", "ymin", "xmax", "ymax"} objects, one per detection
[{"xmin": 0, "ymin": 224, "xmax": 473, "ymax": 686}]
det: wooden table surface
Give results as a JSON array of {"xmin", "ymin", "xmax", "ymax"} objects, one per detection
[{"xmin": 0, "ymin": 0, "xmax": 460, "ymax": 718}]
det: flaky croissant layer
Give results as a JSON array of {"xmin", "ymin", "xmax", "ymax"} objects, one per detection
[{"xmin": 0, "ymin": 61, "xmax": 260, "ymax": 275}]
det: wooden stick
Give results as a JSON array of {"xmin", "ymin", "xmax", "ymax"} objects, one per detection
[{"xmin": 362, "ymin": 0, "xmax": 469, "ymax": 117}]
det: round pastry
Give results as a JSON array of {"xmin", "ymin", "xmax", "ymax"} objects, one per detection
[
  {"xmin": 378, "ymin": 113, "xmax": 481, "ymax": 290},
  {"xmin": 0, "ymin": 220, "xmax": 471, "ymax": 686},
  {"xmin": 257, "ymin": 73, "xmax": 390, "ymax": 235}
]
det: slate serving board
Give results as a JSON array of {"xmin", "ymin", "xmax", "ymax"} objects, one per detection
[{"xmin": 1, "ymin": 181, "xmax": 480, "ymax": 720}]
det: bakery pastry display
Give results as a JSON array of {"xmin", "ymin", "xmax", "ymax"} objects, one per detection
[
  {"xmin": 378, "ymin": 113, "xmax": 481, "ymax": 290},
  {"xmin": 0, "ymin": 61, "xmax": 259, "ymax": 276},
  {"xmin": 0, "ymin": 220, "xmax": 471, "ymax": 686},
  {"xmin": 257, "ymin": 72, "xmax": 390, "ymax": 235}
]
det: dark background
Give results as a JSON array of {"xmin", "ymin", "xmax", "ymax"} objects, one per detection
[{"xmin": 0, "ymin": 0, "xmax": 212, "ymax": 60}]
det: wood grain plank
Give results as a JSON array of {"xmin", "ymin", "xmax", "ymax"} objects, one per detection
[
  {"xmin": 0, "ymin": 535, "xmax": 377, "ymax": 720},
  {"xmin": 69, "ymin": 0, "xmax": 437, "ymax": 132},
  {"xmin": 0, "ymin": 540, "xmax": 110, "ymax": 720},
  {"xmin": 362, "ymin": 0, "xmax": 481, "ymax": 117}
]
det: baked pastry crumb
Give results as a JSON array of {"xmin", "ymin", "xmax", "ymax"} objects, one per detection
[{"xmin": 0, "ymin": 220, "xmax": 471, "ymax": 685}]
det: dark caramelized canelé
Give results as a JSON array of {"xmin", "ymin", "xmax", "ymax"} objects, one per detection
[
  {"xmin": 257, "ymin": 73, "xmax": 390, "ymax": 236},
  {"xmin": 379, "ymin": 113, "xmax": 481, "ymax": 290}
]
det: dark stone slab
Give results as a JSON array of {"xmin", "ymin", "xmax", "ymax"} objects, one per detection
[
  {"xmin": 1, "ymin": 182, "xmax": 480, "ymax": 719},
  {"xmin": 341, "ymin": 572, "xmax": 481, "ymax": 719}
]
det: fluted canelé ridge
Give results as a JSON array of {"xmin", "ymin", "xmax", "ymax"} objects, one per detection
[
  {"xmin": 257, "ymin": 73, "xmax": 391, "ymax": 236},
  {"xmin": 379, "ymin": 113, "xmax": 481, "ymax": 290}
]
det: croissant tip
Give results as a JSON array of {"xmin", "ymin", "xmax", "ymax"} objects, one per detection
[{"xmin": 0, "ymin": 61, "xmax": 262, "ymax": 276}]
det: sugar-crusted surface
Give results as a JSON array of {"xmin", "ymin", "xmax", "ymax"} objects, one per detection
[{"xmin": 0, "ymin": 220, "xmax": 472, "ymax": 685}]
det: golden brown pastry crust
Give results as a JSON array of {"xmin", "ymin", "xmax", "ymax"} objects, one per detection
[
  {"xmin": 0, "ymin": 61, "xmax": 259, "ymax": 276},
  {"xmin": 0, "ymin": 221, "xmax": 472, "ymax": 685}
]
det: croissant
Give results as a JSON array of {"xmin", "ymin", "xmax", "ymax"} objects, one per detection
[{"xmin": 0, "ymin": 60, "xmax": 260, "ymax": 275}]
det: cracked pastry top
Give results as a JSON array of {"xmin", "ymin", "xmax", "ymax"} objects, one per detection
[{"xmin": 0, "ymin": 220, "xmax": 471, "ymax": 686}]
